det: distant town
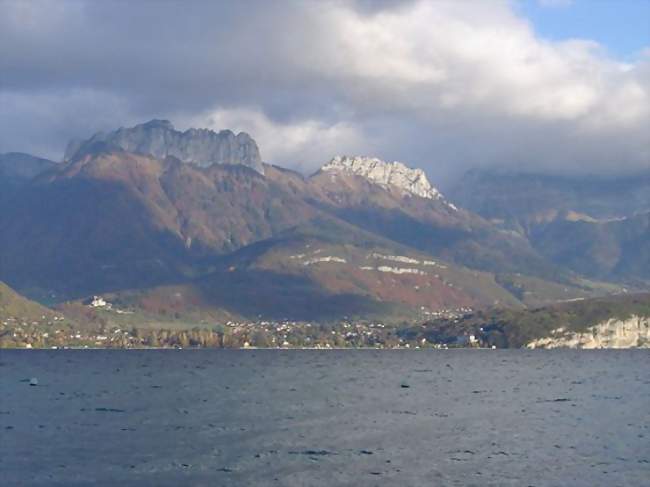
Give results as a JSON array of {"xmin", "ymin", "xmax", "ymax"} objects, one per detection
[
  {"xmin": 0, "ymin": 294, "xmax": 478, "ymax": 349},
  {"xmin": 3, "ymin": 288, "xmax": 648, "ymax": 350}
]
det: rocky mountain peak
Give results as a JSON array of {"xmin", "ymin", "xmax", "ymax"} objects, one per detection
[
  {"xmin": 320, "ymin": 155, "xmax": 444, "ymax": 201},
  {"xmin": 64, "ymin": 120, "xmax": 264, "ymax": 173}
]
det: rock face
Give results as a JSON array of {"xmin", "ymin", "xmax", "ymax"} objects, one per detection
[
  {"xmin": 320, "ymin": 156, "xmax": 445, "ymax": 201},
  {"xmin": 64, "ymin": 120, "xmax": 264, "ymax": 173},
  {"xmin": 526, "ymin": 315, "xmax": 650, "ymax": 349}
]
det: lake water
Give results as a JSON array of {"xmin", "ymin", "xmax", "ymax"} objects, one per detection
[{"xmin": 1, "ymin": 350, "xmax": 649, "ymax": 486}]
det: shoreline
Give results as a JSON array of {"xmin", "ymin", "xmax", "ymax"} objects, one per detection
[{"xmin": 3, "ymin": 346, "xmax": 647, "ymax": 351}]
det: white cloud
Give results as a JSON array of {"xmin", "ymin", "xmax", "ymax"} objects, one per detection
[
  {"xmin": 182, "ymin": 108, "xmax": 368, "ymax": 173},
  {"xmin": 0, "ymin": 0, "xmax": 647, "ymax": 180},
  {"xmin": 314, "ymin": 1, "xmax": 647, "ymax": 126}
]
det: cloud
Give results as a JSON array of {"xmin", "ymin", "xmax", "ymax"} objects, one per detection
[
  {"xmin": 181, "ymin": 108, "xmax": 368, "ymax": 173},
  {"xmin": 0, "ymin": 89, "xmax": 134, "ymax": 158},
  {"xmin": 0, "ymin": 0, "xmax": 648, "ymax": 184}
]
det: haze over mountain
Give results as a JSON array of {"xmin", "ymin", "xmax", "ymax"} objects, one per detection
[
  {"xmin": 452, "ymin": 169, "xmax": 650, "ymax": 283},
  {"xmin": 3, "ymin": 120, "xmax": 645, "ymax": 322},
  {"xmin": 0, "ymin": 152, "xmax": 57, "ymax": 195},
  {"xmin": 453, "ymin": 169, "xmax": 650, "ymax": 228}
]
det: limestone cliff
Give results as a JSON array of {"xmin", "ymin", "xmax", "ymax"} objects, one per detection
[
  {"xmin": 320, "ymin": 155, "xmax": 451, "ymax": 204},
  {"xmin": 64, "ymin": 120, "xmax": 263, "ymax": 173},
  {"xmin": 526, "ymin": 315, "xmax": 650, "ymax": 349}
]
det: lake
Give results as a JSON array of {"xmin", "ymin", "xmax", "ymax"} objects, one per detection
[{"xmin": 1, "ymin": 350, "xmax": 649, "ymax": 486}]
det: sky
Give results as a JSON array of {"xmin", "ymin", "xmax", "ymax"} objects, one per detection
[
  {"xmin": 518, "ymin": 0, "xmax": 649, "ymax": 60},
  {"xmin": 1, "ymin": 0, "xmax": 648, "ymax": 186}
]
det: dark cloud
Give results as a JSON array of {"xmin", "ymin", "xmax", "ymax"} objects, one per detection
[{"xmin": 0, "ymin": 0, "xmax": 648, "ymax": 186}]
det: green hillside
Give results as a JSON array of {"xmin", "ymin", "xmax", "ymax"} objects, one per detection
[{"xmin": 0, "ymin": 281, "xmax": 57, "ymax": 321}]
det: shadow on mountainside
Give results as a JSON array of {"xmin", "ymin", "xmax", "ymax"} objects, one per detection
[
  {"xmin": 0, "ymin": 178, "xmax": 198, "ymax": 300},
  {"xmin": 196, "ymin": 268, "xmax": 392, "ymax": 322}
]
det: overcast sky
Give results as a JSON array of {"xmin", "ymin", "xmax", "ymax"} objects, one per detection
[{"xmin": 1, "ymin": 0, "xmax": 648, "ymax": 185}]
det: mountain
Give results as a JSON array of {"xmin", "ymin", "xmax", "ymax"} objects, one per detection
[
  {"xmin": 1, "ymin": 124, "xmax": 632, "ymax": 321},
  {"xmin": 452, "ymin": 168, "xmax": 650, "ymax": 230},
  {"xmin": 0, "ymin": 147, "xmax": 528, "ymax": 315},
  {"xmin": 0, "ymin": 152, "xmax": 57, "ymax": 194},
  {"xmin": 64, "ymin": 119, "xmax": 264, "ymax": 173},
  {"xmin": 265, "ymin": 157, "xmax": 564, "ymax": 281},
  {"xmin": 530, "ymin": 212, "xmax": 650, "ymax": 282},
  {"xmin": 451, "ymin": 169, "xmax": 650, "ymax": 283},
  {"xmin": 101, "ymin": 216, "xmax": 523, "ymax": 324},
  {"xmin": 0, "ymin": 148, "xmax": 315, "ymax": 297}
]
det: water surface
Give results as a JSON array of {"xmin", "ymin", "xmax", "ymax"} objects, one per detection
[{"xmin": 1, "ymin": 350, "xmax": 649, "ymax": 486}]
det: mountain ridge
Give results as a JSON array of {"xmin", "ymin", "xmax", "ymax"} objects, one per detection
[
  {"xmin": 320, "ymin": 155, "xmax": 449, "ymax": 204},
  {"xmin": 64, "ymin": 119, "xmax": 264, "ymax": 173},
  {"xmin": 1, "ymin": 121, "xmax": 640, "ymax": 322}
]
